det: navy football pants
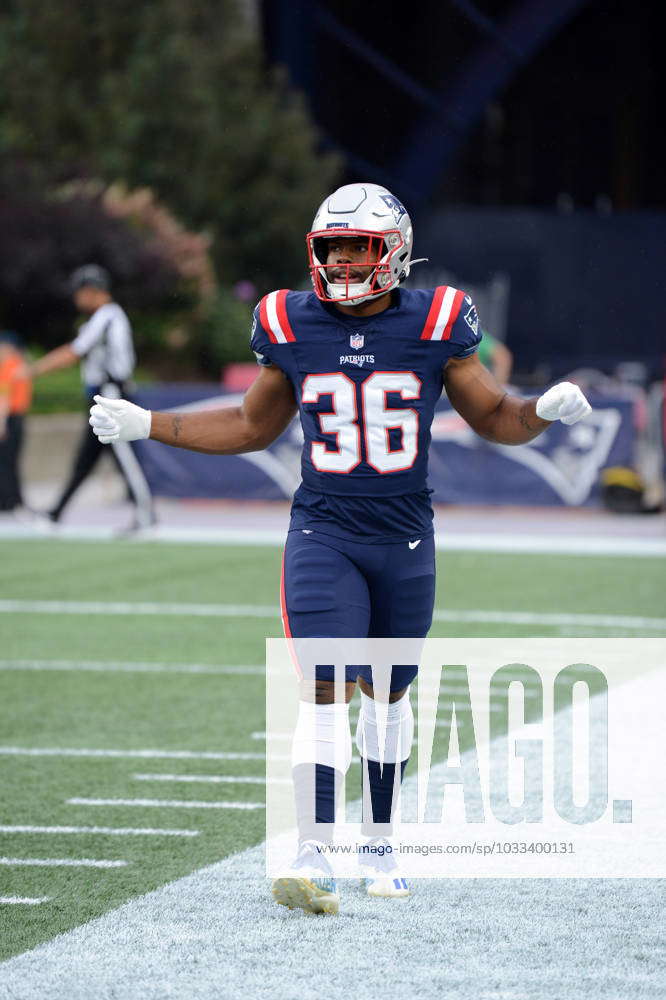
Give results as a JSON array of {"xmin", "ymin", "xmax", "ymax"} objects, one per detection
[{"xmin": 281, "ymin": 528, "xmax": 436, "ymax": 691}]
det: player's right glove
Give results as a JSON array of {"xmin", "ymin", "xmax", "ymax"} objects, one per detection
[{"xmin": 89, "ymin": 395, "xmax": 151, "ymax": 444}]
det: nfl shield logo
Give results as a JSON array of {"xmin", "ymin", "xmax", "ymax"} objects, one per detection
[{"xmin": 350, "ymin": 333, "xmax": 364, "ymax": 350}]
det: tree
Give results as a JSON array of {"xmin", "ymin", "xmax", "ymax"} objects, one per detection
[
  {"xmin": 0, "ymin": 179, "xmax": 185, "ymax": 347},
  {"xmin": 0, "ymin": 0, "xmax": 339, "ymax": 292}
]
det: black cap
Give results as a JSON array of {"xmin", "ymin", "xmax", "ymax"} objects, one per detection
[{"xmin": 69, "ymin": 264, "xmax": 111, "ymax": 293}]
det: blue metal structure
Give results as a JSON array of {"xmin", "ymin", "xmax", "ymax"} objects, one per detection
[
  {"xmin": 395, "ymin": 0, "xmax": 591, "ymax": 206},
  {"xmin": 263, "ymin": 0, "xmax": 590, "ymax": 206}
]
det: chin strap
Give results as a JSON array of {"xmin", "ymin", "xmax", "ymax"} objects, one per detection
[{"xmin": 327, "ymin": 282, "xmax": 372, "ymax": 302}]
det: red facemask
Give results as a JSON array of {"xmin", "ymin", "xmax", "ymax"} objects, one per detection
[{"xmin": 306, "ymin": 228, "xmax": 404, "ymax": 303}]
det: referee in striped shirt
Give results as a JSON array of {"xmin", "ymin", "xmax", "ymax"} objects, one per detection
[{"xmin": 31, "ymin": 265, "xmax": 155, "ymax": 530}]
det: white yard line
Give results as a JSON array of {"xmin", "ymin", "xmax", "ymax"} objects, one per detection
[
  {"xmin": 432, "ymin": 608, "xmax": 666, "ymax": 629},
  {"xmin": 0, "ymin": 826, "xmax": 198, "ymax": 837},
  {"xmin": 1, "ymin": 520, "xmax": 664, "ymax": 555},
  {"xmin": 437, "ymin": 532, "xmax": 666, "ymax": 557},
  {"xmin": 0, "ymin": 599, "xmax": 278, "ymax": 618},
  {"xmin": 0, "ymin": 748, "xmax": 268, "ymax": 761},
  {"xmin": 67, "ymin": 798, "xmax": 264, "ymax": 811},
  {"xmin": 0, "ymin": 858, "xmax": 128, "ymax": 869},
  {"xmin": 0, "ymin": 660, "xmax": 263, "ymax": 676},
  {"xmin": 0, "ymin": 897, "xmax": 50, "ymax": 906},
  {"xmin": 0, "ymin": 599, "xmax": 663, "ymax": 630},
  {"xmin": 133, "ymin": 774, "xmax": 267, "ymax": 785}
]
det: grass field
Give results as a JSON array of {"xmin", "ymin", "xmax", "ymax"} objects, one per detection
[{"xmin": 0, "ymin": 537, "xmax": 664, "ymax": 981}]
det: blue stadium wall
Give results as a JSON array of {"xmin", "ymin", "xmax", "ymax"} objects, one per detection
[{"xmin": 416, "ymin": 208, "xmax": 666, "ymax": 379}]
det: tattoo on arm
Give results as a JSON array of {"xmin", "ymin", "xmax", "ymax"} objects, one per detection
[
  {"xmin": 518, "ymin": 404, "xmax": 539, "ymax": 435},
  {"xmin": 172, "ymin": 415, "xmax": 182, "ymax": 441}
]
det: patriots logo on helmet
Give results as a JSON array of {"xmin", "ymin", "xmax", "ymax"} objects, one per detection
[
  {"xmin": 464, "ymin": 304, "xmax": 479, "ymax": 335},
  {"xmin": 379, "ymin": 194, "xmax": 406, "ymax": 224}
]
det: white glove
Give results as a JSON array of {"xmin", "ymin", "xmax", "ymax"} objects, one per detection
[
  {"xmin": 89, "ymin": 395, "xmax": 151, "ymax": 444},
  {"xmin": 536, "ymin": 382, "xmax": 592, "ymax": 426}
]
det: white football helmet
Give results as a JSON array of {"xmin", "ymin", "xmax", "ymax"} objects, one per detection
[{"xmin": 306, "ymin": 183, "xmax": 415, "ymax": 305}]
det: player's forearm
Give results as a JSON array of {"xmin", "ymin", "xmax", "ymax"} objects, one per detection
[
  {"xmin": 475, "ymin": 394, "xmax": 550, "ymax": 445},
  {"xmin": 90, "ymin": 366, "xmax": 298, "ymax": 451},
  {"xmin": 149, "ymin": 407, "xmax": 273, "ymax": 454}
]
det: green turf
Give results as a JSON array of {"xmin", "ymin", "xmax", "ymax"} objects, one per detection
[
  {"xmin": 2, "ymin": 615, "xmax": 269, "ymax": 666},
  {"xmin": 0, "ymin": 666, "xmax": 266, "ymax": 960},
  {"xmin": 2, "ymin": 539, "xmax": 665, "ymax": 617},
  {"xmin": 0, "ymin": 538, "xmax": 664, "ymax": 961}
]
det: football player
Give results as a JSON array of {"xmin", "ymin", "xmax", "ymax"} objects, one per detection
[{"xmin": 89, "ymin": 184, "xmax": 591, "ymax": 915}]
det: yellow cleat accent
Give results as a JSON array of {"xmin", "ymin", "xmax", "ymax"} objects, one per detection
[{"xmin": 271, "ymin": 877, "xmax": 340, "ymax": 915}]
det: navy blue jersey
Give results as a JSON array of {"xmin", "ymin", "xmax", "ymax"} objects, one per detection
[{"xmin": 250, "ymin": 286, "xmax": 481, "ymax": 541}]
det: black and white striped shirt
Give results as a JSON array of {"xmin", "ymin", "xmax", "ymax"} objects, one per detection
[{"xmin": 70, "ymin": 302, "xmax": 136, "ymax": 387}]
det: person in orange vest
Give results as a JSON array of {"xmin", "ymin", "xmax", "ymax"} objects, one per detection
[{"xmin": 0, "ymin": 331, "xmax": 32, "ymax": 512}]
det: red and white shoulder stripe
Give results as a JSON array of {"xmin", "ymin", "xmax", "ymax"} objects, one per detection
[
  {"xmin": 259, "ymin": 289, "xmax": 295, "ymax": 344},
  {"xmin": 419, "ymin": 285, "xmax": 466, "ymax": 341}
]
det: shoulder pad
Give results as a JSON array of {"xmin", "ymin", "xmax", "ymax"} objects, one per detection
[
  {"xmin": 419, "ymin": 285, "xmax": 466, "ymax": 341},
  {"xmin": 258, "ymin": 289, "xmax": 295, "ymax": 344}
]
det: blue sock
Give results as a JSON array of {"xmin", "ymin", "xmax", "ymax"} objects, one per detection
[
  {"xmin": 292, "ymin": 762, "xmax": 339, "ymax": 843},
  {"xmin": 361, "ymin": 758, "xmax": 408, "ymax": 835}
]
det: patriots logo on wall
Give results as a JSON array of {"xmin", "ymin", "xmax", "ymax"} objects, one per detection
[
  {"xmin": 379, "ymin": 194, "xmax": 406, "ymax": 224},
  {"xmin": 350, "ymin": 333, "xmax": 364, "ymax": 350},
  {"xmin": 430, "ymin": 405, "xmax": 626, "ymax": 505}
]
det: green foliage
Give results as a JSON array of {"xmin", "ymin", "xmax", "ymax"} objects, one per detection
[
  {"xmin": 0, "ymin": 0, "xmax": 340, "ymax": 293},
  {"xmin": 28, "ymin": 360, "xmax": 89, "ymax": 414},
  {"xmin": 27, "ymin": 353, "xmax": 155, "ymax": 413},
  {"xmin": 192, "ymin": 287, "xmax": 254, "ymax": 375},
  {"xmin": 0, "ymin": 182, "xmax": 191, "ymax": 349}
]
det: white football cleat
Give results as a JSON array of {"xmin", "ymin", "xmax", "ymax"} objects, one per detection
[
  {"xmin": 359, "ymin": 837, "xmax": 410, "ymax": 898},
  {"xmin": 272, "ymin": 840, "xmax": 340, "ymax": 915}
]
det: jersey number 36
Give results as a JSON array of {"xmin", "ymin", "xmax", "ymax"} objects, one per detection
[{"xmin": 301, "ymin": 371, "xmax": 421, "ymax": 474}]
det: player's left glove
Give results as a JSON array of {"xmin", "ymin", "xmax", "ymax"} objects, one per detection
[
  {"xmin": 89, "ymin": 395, "xmax": 152, "ymax": 444},
  {"xmin": 536, "ymin": 382, "xmax": 592, "ymax": 425}
]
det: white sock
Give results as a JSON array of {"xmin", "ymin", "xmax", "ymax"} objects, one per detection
[
  {"xmin": 355, "ymin": 690, "xmax": 414, "ymax": 764},
  {"xmin": 292, "ymin": 700, "xmax": 352, "ymax": 772}
]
